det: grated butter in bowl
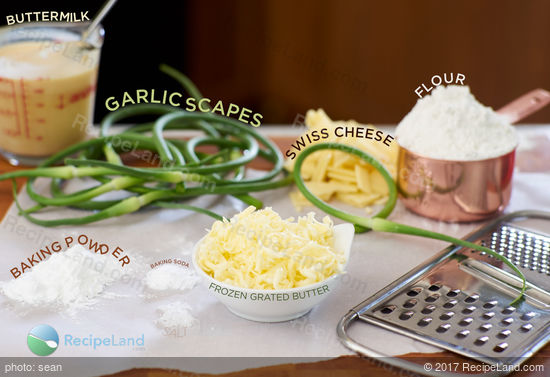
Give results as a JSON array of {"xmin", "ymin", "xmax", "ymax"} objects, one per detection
[{"xmin": 192, "ymin": 207, "xmax": 355, "ymax": 322}]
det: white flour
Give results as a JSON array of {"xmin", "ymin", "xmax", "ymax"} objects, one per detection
[
  {"xmin": 1, "ymin": 244, "xmax": 122, "ymax": 312},
  {"xmin": 155, "ymin": 301, "xmax": 198, "ymax": 329},
  {"xmin": 144, "ymin": 264, "xmax": 199, "ymax": 293},
  {"xmin": 396, "ymin": 85, "xmax": 517, "ymax": 160}
]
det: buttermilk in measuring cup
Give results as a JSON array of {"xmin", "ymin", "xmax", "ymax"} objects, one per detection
[{"xmin": 0, "ymin": 36, "xmax": 99, "ymax": 163}]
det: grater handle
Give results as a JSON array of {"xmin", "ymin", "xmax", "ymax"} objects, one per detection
[{"xmin": 337, "ymin": 310, "xmax": 513, "ymax": 377}]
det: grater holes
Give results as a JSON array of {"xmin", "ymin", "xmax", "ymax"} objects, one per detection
[
  {"xmin": 521, "ymin": 312, "xmax": 537, "ymax": 321},
  {"xmin": 403, "ymin": 299, "xmax": 418, "ymax": 308},
  {"xmin": 493, "ymin": 343, "xmax": 509, "ymax": 352},
  {"xmin": 443, "ymin": 300, "xmax": 458, "ymax": 309},
  {"xmin": 379, "ymin": 305, "xmax": 396, "ymax": 314},
  {"xmin": 399, "ymin": 311, "xmax": 415, "ymax": 320},
  {"xmin": 520, "ymin": 323, "xmax": 533, "ymax": 332},
  {"xmin": 501, "ymin": 317, "xmax": 514, "ymax": 326},
  {"xmin": 446, "ymin": 289, "xmax": 460, "ymax": 297},
  {"xmin": 475, "ymin": 336, "xmax": 489, "ymax": 346},
  {"xmin": 440, "ymin": 312, "xmax": 454, "ymax": 321},
  {"xmin": 508, "ymin": 232, "xmax": 550, "ymax": 273},
  {"xmin": 497, "ymin": 329, "xmax": 511, "ymax": 339},
  {"xmin": 502, "ymin": 307, "xmax": 516, "ymax": 315},
  {"xmin": 366, "ymin": 224, "xmax": 550, "ymax": 360},
  {"xmin": 425, "ymin": 293, "xmax": 440, "ymax": 303},
  {"xmin": 479, "ymin": 323, "xmax": 493, "ymax": 332},
  {"xmin": 421, "ymin": 305, "xmax": 436, "ymax": 314},
  {"xmin": 456, "ymin": 330, "xmax": 470, "ymax": 339},
  {"xmin": 417, "ymin": 317, "xmax": 432, "ymax": 327},
  {"xmin": 407, "ymin": 287, "xmax": 422, "ymax": 297}
]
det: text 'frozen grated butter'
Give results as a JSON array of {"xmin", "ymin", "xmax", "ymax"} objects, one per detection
[
  {"xmin": 395, "ymin": 85, "xmax": 518, "ymax": 161},
  {"xmin": 196, "ymin": 206, "xmax": 345, "ymax": 290}
]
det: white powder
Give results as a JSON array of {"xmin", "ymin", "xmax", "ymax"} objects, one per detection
[
  {"xmin": 396, "ymin": 85, "xmax": 517, "ymax": 160},
  {"xmin": 144, "ymin": 264, "xmax": 199, "ymax": 293},
  {"xmin": 1, "ymin": 244, "xmax": 122, "ymax": 312},
  {"xmin": 155, "ymin": 301, "xmax": 198, "ymax": 329}
]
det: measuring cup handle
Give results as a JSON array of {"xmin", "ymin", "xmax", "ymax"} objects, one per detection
[{"xmin": 496, "ymin": 88, "xmax": 550, "ymax": 124}]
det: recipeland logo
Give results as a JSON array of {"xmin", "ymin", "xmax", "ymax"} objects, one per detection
[
  {"xmin": 27, "ymin": 325, "xmax": 59, "ymax": 356},
  {"xmin": 63, "ymin": 333, "xmax": 145, "ymax": 349},
  {"xmin": 27, "ymin": 324, "xmax": 146, "ymax": 355}
]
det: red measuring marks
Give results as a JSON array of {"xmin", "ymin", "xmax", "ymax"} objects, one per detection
[
  {"xmin": 0, "ymin": 77, "xmax": 22, "ymax": 137},
  {"xmin": 0, "ymin": 76, "xmax": 94, "ymax": 142},
  {"xmin": 0, "ymin": 79, "xmax": 17, "ymax": 118},
  {"xmin": 57, "ymin": 94, "xmax": 65, "ymax": 109},
  {"xmin": 55, "ymin": 83, "xmax": 95, "ymax": 108},
  {"xmin": 70, "ymin": 84, "xmax": 96, "ymax": 104},
  {"xmin": 19, "ymin": 78, "xmax": 31, "ymax": 139},
  {"xmin": 0, "ymin": 77, "xmax": 49, "ymax": 140}
]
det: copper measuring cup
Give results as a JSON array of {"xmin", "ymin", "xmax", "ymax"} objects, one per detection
[{"xmin": 397, "ymin": 89, "xmax": 550, "ymax": 222}]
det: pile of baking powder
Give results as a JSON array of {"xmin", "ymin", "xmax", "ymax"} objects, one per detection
[
  {"xmin": 396, "ymin": 85, "xmax": 517, "ymax": 160},
  {"xmin": 1, "ymin": 244, "xmax": 123, "ymax": 312}
]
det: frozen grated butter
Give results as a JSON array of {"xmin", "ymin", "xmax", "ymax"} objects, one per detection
[
  {"xmin": 196, "ymin": 206, "xmax": 345, "ymax": 290},
  {"xmin": 396, "ymin": 85, "xmax": 517, "ymax": 161}
]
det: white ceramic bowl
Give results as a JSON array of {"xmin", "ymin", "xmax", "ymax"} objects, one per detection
[{"xmin": 192, "ymin": 223, "xmax": 355, "ymax": 322}]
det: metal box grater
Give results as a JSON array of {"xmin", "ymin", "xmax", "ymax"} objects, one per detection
[{"xmin": 338, "ymin": 211, "xmax": 550, "ymax": 376}]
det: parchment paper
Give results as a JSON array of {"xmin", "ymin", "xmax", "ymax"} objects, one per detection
[{"xmin": 0, "ymin": 127, "xmax": 549, "ymax": 375}]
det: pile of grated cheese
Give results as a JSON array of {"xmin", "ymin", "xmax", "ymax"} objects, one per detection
[
  {"xmin": 284, "ymin": 109, "xmax": 398, "ymax": 212},
  {"xmin": 196, "ymin": 206, "xmax": 345, "ymax": 290}
]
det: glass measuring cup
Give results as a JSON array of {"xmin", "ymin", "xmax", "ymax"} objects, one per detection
[{"xmin": 0, "ymin": 22, "xmax": 104, "ymax": 165}]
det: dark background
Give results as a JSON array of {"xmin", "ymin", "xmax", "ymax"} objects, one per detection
[{"xmin": 2, "ymin": 0, "xmax": 550, "ymax": 124}]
